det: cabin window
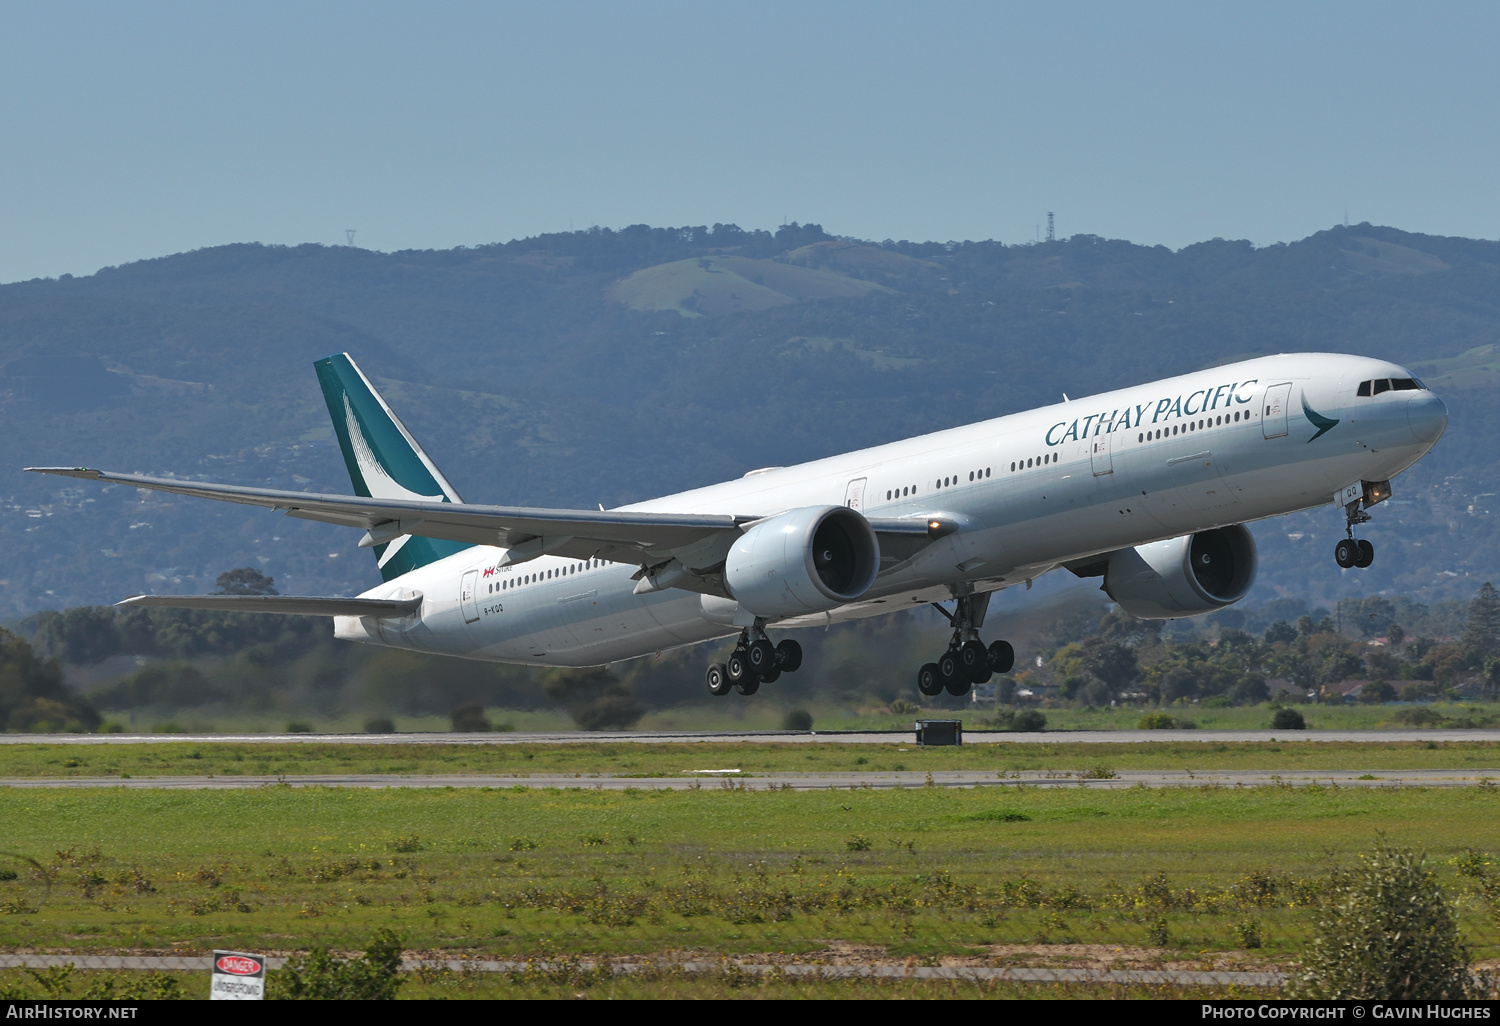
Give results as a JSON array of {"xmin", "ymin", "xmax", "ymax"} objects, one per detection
[{"xmin": 985, "ymin": 468, "xmax": 991, "ymax": 477}]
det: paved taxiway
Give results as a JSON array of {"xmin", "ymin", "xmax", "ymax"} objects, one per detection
[
  {"xmin": 2, "ymin": 768, "xmax": 1496, "ymax": 790},
  {"xmin": 6, "ymin": 728, "xmax": 1500, "ymax": 745}
]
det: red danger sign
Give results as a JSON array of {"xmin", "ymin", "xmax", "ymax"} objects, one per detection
[
  {"xmin": 216, "ymin": 954, "xmax": 263, "ymax": 976},
  {"xmin": 211, "ymin": 949, "xmax": 266, "ymax": 1000}
]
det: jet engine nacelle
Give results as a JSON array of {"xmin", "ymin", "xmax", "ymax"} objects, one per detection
[
  {"xmin": 1103, "ymin": 524, "xmax": 1257, "ymax": 620},
  {"xmin": 724, "ymin": 505, "xmax": 880, "ymax": 618}
]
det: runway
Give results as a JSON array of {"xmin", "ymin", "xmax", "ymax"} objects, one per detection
[
  {"xmin": 5, "ymin": 728, "xmax": 1500, "ymax": 745},
  {"xmin": 2, "ymin": 767, "xmax": 1495, "ymax": 790}
]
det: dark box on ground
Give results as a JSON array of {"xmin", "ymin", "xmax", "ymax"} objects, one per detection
[{"xmin": 915, "ymin": 720, "xmax": 962, "ymax": 746}]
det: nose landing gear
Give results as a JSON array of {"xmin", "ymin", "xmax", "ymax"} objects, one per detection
[
  {"xmin": 917, "ymin": 594, "xmax": 1014, "ymax": 698},
  {"xmin": 704, "ymin": 622, "xmax": 804, "ymax": 697},
  {"xmin": 1334, "ymin": 496, "xmax": 1376, "ymax": 569}
]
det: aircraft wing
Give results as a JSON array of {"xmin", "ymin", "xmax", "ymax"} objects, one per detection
[
  {"xmin": 27, "ymin": 467, "xmax": 954, "ymax": 569},
  {"xmin": 116, "ymin": 594, "xmax": 422, "ymax": 617}
]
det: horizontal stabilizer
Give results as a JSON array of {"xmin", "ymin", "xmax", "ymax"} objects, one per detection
[{"xmin": 115, "ymin": 594, "xmax": 422, "ymax": 618}]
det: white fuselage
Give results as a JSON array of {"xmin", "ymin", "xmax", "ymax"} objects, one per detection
[{"xmin": 335, "ymin": 353, "xmax": 1447, "ymax": 666}]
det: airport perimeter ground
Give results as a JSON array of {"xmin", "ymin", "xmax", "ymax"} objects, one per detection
[{"xmin": 4, "ymin": 731, "xmax": 1500, "ymax": 999}]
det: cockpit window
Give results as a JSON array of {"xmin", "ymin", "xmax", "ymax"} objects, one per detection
[{"xmin": 1358, "ymin": 377, "xmax": 1425, "ymax": 397}]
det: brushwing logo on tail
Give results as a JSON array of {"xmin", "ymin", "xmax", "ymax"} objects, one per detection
[{"xmin": 343, "ymin": 394, "xmax": 444, "ymax": 568}]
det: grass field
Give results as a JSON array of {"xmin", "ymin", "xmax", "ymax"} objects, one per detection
[
  {"xmin": 100, "ymin": 701, "xmax": 1500, "ymax": 736},
  {"xmin": 3, "ymin": 782, "xmax": 1500, "ymax": 968},
  {"xmin": 0, "ymin": 967, "xmax": 1267, "ymax": 1001},
  {"xmin": 2, "ymin": 739, "xmax": 1499, "ymax": 780}
]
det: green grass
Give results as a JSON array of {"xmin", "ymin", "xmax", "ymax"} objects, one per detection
[
  {"xmin": 0, "ymin": 966, "xmax": 1270, "ymax": 1001},
  {"xmin": 4, "ymin": 739, "xmax": 1500, "ymax": 780},
  {"xmin": 1039, "ymin": 702, "xmax": 1500, "ymax": 732},
  {"xmin": 96, "ymin": 700, "xmax": 1500, "ymax": 736},
  {"xmin": 3, "ymin": 785, "xmax": 1500, "ymax": 963}
]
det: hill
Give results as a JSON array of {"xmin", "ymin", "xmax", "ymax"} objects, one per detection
[{"xmin": 1, "ymin": 221, "xmax": 1498, "ymax": 620}]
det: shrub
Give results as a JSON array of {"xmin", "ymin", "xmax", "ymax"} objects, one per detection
[
  {"xmin": 285, "ymin": 721, "xmax": 313, "ymax": 734},
  {"xmin": 782, "ymin": 708, "xmax": 813, "ymax": 731},
  {"xmin": 542, "ymin": 668, "xmax": 644, "ymax": 731},
  {"xmin": 272, "ymin": 928, "xmax": 404, "ymax": 1000},
  {"xmin": 1391, "ymin": 706, "xmax": 1446, "ymax": 727},
  {"xmin": 1138, "ymin": 712, "xmax": 1194, "ymax": 729},
  {"xmin": 450, "ymin": 703, "xmax": 491, "ymax": 732},
  {"xmin": 888, "ymin": 699, "xmax": 919, "ymax": 716},
  {"xmin": 364, "ymin": 717, "xmax": 395, "ymax": 733},
  {"xmin": 1290, "ymin": 842, "xmax": 1470, "ymax": 999},
  {"xmin": 1270, "ymin": 707, "xmax": 1306, "ymax": 730},
  {"xmin": 1011, "ymin": 710, "xmax": 1047, "ymax": 732}
]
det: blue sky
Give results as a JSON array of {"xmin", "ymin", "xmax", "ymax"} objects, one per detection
[{"xmin": 2, "ymin": 1, "xmax": 1496, "ymax": 282}]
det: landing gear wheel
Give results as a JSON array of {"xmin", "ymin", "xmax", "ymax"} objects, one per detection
[
  {"xmin": 746, "ymin": 639, "xmax": 776, "ymax": 677},
  {"xmin": 756, "ymin": 666, "xmax": 781, "ymax": 685},
  {"xmin": 706, "ymin": 662, "xmax": 731, "ymax": 697},
  {"xmin": 917, "ymin": 663, "xmax": 944, "ymax": 696},
  {"xmin": 1355, "ymin": 539, "xmax": 1375, "ymax": 569},
  {"xmin": 1334, "ymin": 538, "xmax": 1357, "ymax": 569},
  {"xmin": 988, "ymin": 640, "xmax": 1015, "ymax": 674},
  {"xmin": 726, "ymin": 651, "xmax": 750, "ymax": 686},
  {"xmin": 734, "ymin": 676, "xmax": 760, "ymax": 696},
  {"xmin": 775, "ymin": 639, "xmax": 803, "ymax": 673},
  {"xmin": 958, "ymin": 640, "xmax": 989, "ymax": 680},
  {"xmin": 937, "ymin": 650, "xmax": 962, "ymax": 688}
]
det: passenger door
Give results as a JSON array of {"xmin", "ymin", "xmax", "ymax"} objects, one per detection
[
  {"xmin": 844, "ymin": 477, "xmax": 867, "ymax": 511},
  {"xmin": 1090, "ymin": 434, "xmax": 1113, "ymax": 476},
  {"xmin": 1262, "ymin": 383, "xmax": 1292, "ymax": 439},
  {"xmin": 459, "ymin": 569, "xmax": 480, "ymax": 623}
]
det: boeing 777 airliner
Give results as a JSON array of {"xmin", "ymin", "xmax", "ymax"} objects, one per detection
[{"xmin": 29, "ymin": 352, "xmax": 1447, "ymax": 698}]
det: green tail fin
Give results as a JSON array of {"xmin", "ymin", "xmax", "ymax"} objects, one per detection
[{"xmin": 314, "ymin": 353, "xmax": 473, "ymax": 581}]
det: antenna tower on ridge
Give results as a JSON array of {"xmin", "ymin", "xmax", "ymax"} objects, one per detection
[
  {"xmin": 345, "ymin": 229, "xmax": 357, "ymax": 246},
  {"xmin": 1046, "ymin": 212, "xmax": 1055, "ymax": 243}
]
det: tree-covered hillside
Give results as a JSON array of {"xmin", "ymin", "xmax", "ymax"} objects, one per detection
[{"xmin": 2, "ymin": 222, "xmax": 1497, "ymax": 620}]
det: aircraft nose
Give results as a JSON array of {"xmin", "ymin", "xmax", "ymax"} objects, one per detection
[{"xmin": 1407, "ymin": 391, "xmax": 1448, "ymax": 446}]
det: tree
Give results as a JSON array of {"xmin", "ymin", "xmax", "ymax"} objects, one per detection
[
  {"xmin": 215, "ymin": 568, "xmax": 278, "ymax": 596},
  {"xmin": 0, "ymin": 628, "xmax": 101, "ymax": 732},
  {"xmin": 1079, "ymin": 637, "xmax": 1137, "ymax": 693},
  {"xmin": 1461, "ymin": 582, "xmax": 1500, "ymax": 662},
  {"xmin": 1264, "ymin": 621, "xmax": 1298, "ymax": 645}
]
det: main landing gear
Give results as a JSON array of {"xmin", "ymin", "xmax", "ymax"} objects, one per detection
[
  {"xmin": 1334, "ymin": 497, "xmax": 1375, "ymax": 570},
  {"xmin": 917, "ymin": 593, "xmax": 1014, "ymax": 698},
  {"xmin": 705, "ymin": 622, "xmax": 803, "ymax": 697}
]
